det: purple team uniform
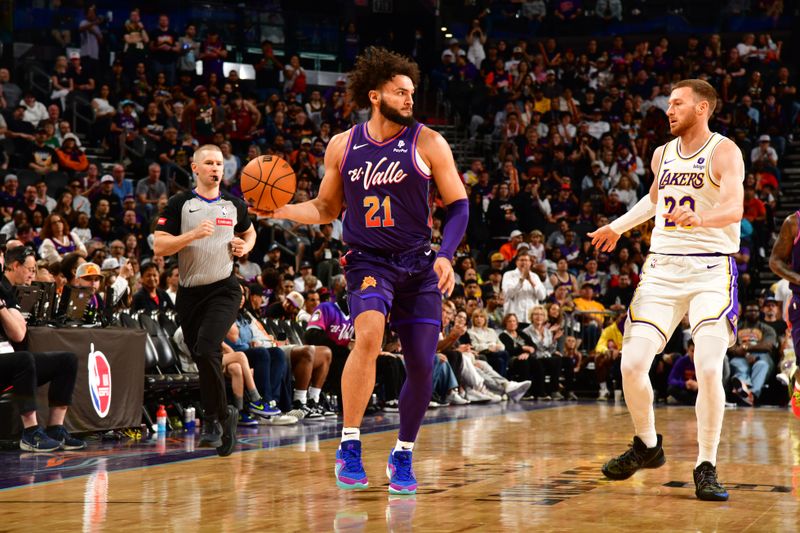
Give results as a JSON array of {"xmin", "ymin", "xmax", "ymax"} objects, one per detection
[
  {"xmin": 339, "ymin": 120, "xmax": 442, "ymax": 328},
  {"xmin": 307, "ymin": 301, "xmax": 353, "ymax": 348},
  {"xmin": 786, "ymin": 211, "xmax": 800, "ymax": 364}
]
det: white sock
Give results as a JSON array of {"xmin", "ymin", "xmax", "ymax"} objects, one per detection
[
  {"xmin": 394, "ymin": 440, "xmax": 414, "ymax": 453},
  {"xmin": 621, "ymin": 335, "xmax": 660, "ymax": 448},
  {"xmin": 293, "ymin": 389, "xmax": 308, "ymax": 404},
  {"xmin": 599, "ymin": 382, "xmax": 609, "ymax": 393},
  {"xmin": 309, "ymin": 387, "xmax": 322, "ymax": 402},
  {"xmin": 693, "ymin": 335, "xmax": 727, "ymax": 467},
  {"xmin": 341, "ymin": 427, "xmax": 360, "ymax": 442}
]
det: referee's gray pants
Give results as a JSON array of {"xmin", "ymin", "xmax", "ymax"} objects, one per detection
[{"xmin": 176, "ymin": 275, "xmax": 242, "ymax": 422}]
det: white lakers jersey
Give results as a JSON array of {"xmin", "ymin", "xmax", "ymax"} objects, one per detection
[{"xmin": 650, "ymin": 132, "xmax": 741, "ymax": 254}]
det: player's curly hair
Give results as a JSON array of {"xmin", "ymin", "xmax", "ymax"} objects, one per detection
[{"xmin": 347, "ymin": 47, "xmax": 421, "ymax": 109}]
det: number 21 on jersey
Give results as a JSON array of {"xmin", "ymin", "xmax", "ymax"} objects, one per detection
[
  {"xmin": 364, "ymin": 195, "xmax": 395, "ymax": 228},
  {"xmin": 664, "ymin": 195, "xmax": 696, "ymax": 229}
]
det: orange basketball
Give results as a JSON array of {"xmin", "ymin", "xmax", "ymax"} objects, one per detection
[{"xmin": 241, "ymin": 155, "xmax": 296, "ymax": 211}]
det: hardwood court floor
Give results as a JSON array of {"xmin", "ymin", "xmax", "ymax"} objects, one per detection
[{"xmin": 0, "ymin": 403, "xmax": 798, "ymax": 532}]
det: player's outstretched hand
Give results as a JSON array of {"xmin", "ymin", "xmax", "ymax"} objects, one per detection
[
  {"xmin": 193, "ymin": 220, "xmax": 215, "ymax": 240},
  {"xmin": 434, "ymin": 256, "xmax": 455, "ymax": 297},
  {"xmin": 663, "ymin": 205, "xmax": 701, "ymax": 228},
  {"xmin": 230, "ymin": 237, "xmax": 247, "ymax": 257},
  {"xmin": 587, "ymin": 225, "xmax": 621, "ymax": 253}
]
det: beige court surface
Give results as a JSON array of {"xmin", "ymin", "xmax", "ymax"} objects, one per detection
[{"xmin": 0, "ymin": 404, "xmax": 798, "ymax": 532}]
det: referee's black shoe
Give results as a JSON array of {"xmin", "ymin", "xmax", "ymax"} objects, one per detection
[
  {"xmin": 198, "ymin": 419, "xmax": 223, "ymax": 448},
  {"xmin": 602, "ymin": 434, "xmax": 666, "ymax": 480},
  {"xmin": 216, "ymin": 406, "xmax": 239, "ymax": 457},
  {"xmin": 693, "ymin": 461, "xmax": 729, "ymax": 501}
]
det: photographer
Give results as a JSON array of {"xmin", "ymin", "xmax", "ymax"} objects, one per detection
[{"xmin": 0, "ymin": 243, "xmax": 85, "ymax": 452}]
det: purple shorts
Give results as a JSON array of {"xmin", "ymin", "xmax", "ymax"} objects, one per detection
[
  {"xmin": 342, "ymin": 247, "xmax": 442, "ymax": 328},
  {"xmin": 788, "ymin": 294, "xmax": 800, "ymax": 363}
]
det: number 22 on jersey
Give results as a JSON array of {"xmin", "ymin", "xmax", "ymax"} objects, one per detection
[
  {"xmin": 364, "ymin": 195, "xmax": 395, "ymax": 228},
  {"xmin": 663, "ymin": 195, "xmax": 696, "ymax": 229}
]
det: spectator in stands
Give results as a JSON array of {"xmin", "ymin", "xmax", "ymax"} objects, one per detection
[
  {"xmin": 523, "ymin": 305, "xmax": 570, "ymax": 400},
  {"xmin": 131, "ymin": 263, "xmax": 174, "ymax": 313},
  {"xmin": 573, "ymin": 283, "xmax": 606, "ymax": 348},
  {"xmin": 502, "ymin": 252, "xmax": 546, "ymax": 321},
  {"xmin": 28, "ymin": 128, "xmax": 59, "ymax": 176},
  {"xmin": 550, "ymin": 257, "xmax": 578, "ymax": 296},
  {"xmin": 34, "ymin": 180, "xmax": 56, "ymax": 214},
  {"xmin": 594, "ymin": 316, "xmax": 625, "ymax": 400},
  {"xmin": 78, "ymin": 4, "xmax": 105, "ymax": 76},
  {"xmin": 729, "ymin": 302, "xmax": 777, "ymax": 406},
  {"xmin": 21, "ymin": 92, "xmax": 48, "ymax": 128},
  {"xmin": 219, "ymin": 342, "xmax": 280, "ymax": 426},
  {"xmin": 200, "ymin": 29, "xmax": 228, "ymax": 84},
  {"xmin": 38, "ymin": 213, "xmax": 87, "ymax": 263},
  {"xmin": 311, "ymin": 222, "xmax": 343, "ymax": 285},
  {"xmin": 603, "ymin": 272, "xmax": 634, "ymax": 312},
  {"xmin": 0, "ymin": 248, "xmax": 85, "ymax": 451},
  {"xmin": 150, "ymin": 14, "xmax": 179, "ymax": 87},
  {"xmin": 18, "ymin": 186, "xmax": 47, "ymax": 229},
  {"xmin": 90, "ymin": 175, "xmax": 122, "ymax": 219},
  {"xmin": 136, "ymin": 163, "xmax": 168, "ymax": 218},
  {"xmin": 468, "ymin": 308, "xmax": 511, "ymax": 376},
  {"xmin": 0, "ymin": 68, "xmax": 22, "ymax": 110},
  {"xmin": 50, "ymin": 55, "xmax": 73, "ymax": 111},
  {"xmin": 499, "ymin": 312, "xmax": 545, "ymax": 396},
  {"xmin": 265, "ymin": 290, "xmax": 303, "ymax": 320},
  {"xmin": 667, "ymin": 340, "xmax": 698, "ymax": 405},
  {"xmin": 55, "ymin": 133, "xmax": 88, "ymax": 176},
  {"xmin": 90, "ymin": 84, "xmax": 116, "ymax": 147},
  {"xmin": 110, "ymin": 100, "xmax": 139, "ymax": 159}
]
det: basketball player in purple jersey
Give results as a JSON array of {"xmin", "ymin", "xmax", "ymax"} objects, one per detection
[
  {"xmin": 769, "ymin": 214, "xmax": 800, "ymax": 419},
  {"xmin": 260, "ymin": 48, "xmax": 468, "ymax": 494}
]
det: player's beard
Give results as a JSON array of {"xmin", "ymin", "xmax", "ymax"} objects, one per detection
[
  {"xmin": 669, "ymin": 113, "xmax": 696, "ymax": 137},
  {"xmin": 379, "ymin": 99, "xmax": 415, "ymax": 127}
]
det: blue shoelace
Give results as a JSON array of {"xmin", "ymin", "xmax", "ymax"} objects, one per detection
[
  {"xmin": 392, "ymin": 451, "xmax": 414, "ymax": 481},
  {"xmin": 342, "ymin": 446, "xmax": 364, "ymax": 473}
]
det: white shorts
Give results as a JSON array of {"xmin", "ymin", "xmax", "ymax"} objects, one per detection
[{"xmin": 625, "ymin": 254, "xmax": 739, "ymax": 352}]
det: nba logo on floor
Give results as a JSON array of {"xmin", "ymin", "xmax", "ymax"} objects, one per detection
[{"xmin": 88, "ymin": 343, "xmax": 112, "ymax": 418}]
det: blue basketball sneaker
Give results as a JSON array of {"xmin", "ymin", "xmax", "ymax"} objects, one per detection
[
  {"xmin": 386, "ymin": 449, "xmax": 417, "ymax": 495},
  {"xmin": 335, "ymin": 440, "xmax": 368, "ymax": 489}
]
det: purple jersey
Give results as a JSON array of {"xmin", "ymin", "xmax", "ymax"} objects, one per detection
[
  {"xmin": 339, "ymin": 121, "xmax": 432, "ymax": 254},
  {"xmin": 307, "ymin": 301, "xmax": 353, "ymax": 348},
  {"xmin": 791, "ymin": 211, "xmax": 800, "ymax": 296}
]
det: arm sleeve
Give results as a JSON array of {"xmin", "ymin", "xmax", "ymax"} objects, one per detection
[
  {"xmin": 608, "ymin": 195, "xmax": 656, "ymax": 235},
  {"xmin": 437, "ymin": 198, "xmax": 469, "ymax": 260},
  {"xmin": 233, "ymin": 196, "xmax": 253, "ymax": 234}
]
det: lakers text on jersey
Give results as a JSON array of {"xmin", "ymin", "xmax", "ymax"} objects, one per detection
[{"xmin": 651, "ymin": 132, "xmax": 741, "ymax": 255}]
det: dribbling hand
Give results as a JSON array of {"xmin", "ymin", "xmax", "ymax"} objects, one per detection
[
  {"xmin": 434, "ymin": 256, "xmax": 456, "ymax": 297},
  {"xmin": 193, "ymin": 220, "xmax": 215, "ymax": 240},
  {"xmin": 587, "ymin": 225, "xmax": 620, "ymax": 253}
]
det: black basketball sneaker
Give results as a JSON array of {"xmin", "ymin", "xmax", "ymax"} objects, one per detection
[
  {"xmin": 693, "ymin": 461, "xmax": 729, "ymax": 501},
  {"xmin": 602, "ymin": 434, "xmax": 666, "ymax": 480}
]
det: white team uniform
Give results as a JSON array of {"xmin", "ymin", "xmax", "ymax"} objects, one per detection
[{"xmin": 626, "ymin": 132, "xmax": 743, "ymax": 350}]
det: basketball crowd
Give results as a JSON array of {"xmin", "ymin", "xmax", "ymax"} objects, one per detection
[{"xmin": 0, "ymin": 4, "xmax": 798, "ymax": 448}]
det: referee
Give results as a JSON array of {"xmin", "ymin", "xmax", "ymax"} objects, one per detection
[{"xmin": 154, "ymin": 144, "xmax": 256, "ymax": 456}]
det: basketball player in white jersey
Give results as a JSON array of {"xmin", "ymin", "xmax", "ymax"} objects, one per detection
[{"xmin": 589, "ymin": 79, "xmax": 744, "ymax": 501}]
